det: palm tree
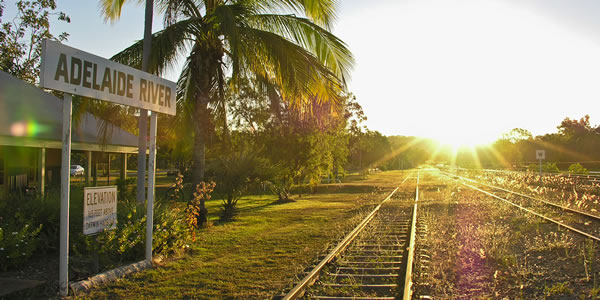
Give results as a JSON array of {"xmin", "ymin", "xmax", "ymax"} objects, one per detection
[
  {"xmin": 111, "ymin": 0, "xmax": 354, "ymax": 224},
  {"xmin": 99, "ymin": 0, "xmax": 155, "ymax": 209}
]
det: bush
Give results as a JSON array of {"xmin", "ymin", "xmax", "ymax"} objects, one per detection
[
  {"xmin": 527, "ymin": 164, "xmax": 538, "ymax": 172},
  {"xmin": 543, "ymin": 162, "xmax": 560, "ymax": 173},
  {"xmin": 153, "ymin": 203, "xmax": 191, "ymax": 256},
  {"xmin": 0, "ymin": 223, "xmax": 42, "ymax": 271},
  {"xmin": 568, "ymin": 163, "xmax": 589, "ymax": 175},
  {"xmin": 0, "ymin": 181, "xmax": 193, "ymax": 273},
  {"xmin": 71, "ymin": 199, "xmax": 193, "ymax": 275},
  {"xmin": 209, "ymin": 152, "xmax": 265, "ymax": 221},
  {"xmin": 185, "ymin": 182, "xmax": 215, "ymax": 231}
]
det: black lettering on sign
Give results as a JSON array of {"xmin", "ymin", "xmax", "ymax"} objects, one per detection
[
  {"xmin": 82, "ymin": 60, "xmax": 92, "ymax": 88},
  {"xmin": 70, "ymin": 57, "xmax": 82, "ymax": 85},
  {"xmin": 117, "ymin": 71, "xmax": 126, "ymax": 96},
  {"xmin": 158, "ymin": 85, "xmax": 165, "ymax": 106},
  {"xmin": 165, "ymin": 87, "xmax": 172, "ymax": 108},
  {"xmin": 92, "ymin": 63, "xmax": 101, "ymax": 90},
  {"xmin": 139, "ymin": 79, "xmax": 147, "ymax": 102},
  {"xmin": 101, "ymin": 67, "xmax": 112, "ymax": 93},
  {"xmin": 112, "ymin": 70, "xmax": 117, "ymax": 93},
  {"xmin": 149, "ymin": 81, "xmax": 158, "ymax": 104},
  {"xmin": 126, "ymin": 74, "xmax": 134, "ymax": 98},
  {"xmin": 54, "ymin": 53, "xmax": 69, "ymax": 83}
]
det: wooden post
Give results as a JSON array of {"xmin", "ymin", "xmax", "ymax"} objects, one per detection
[
  {"xmin": 59, "ymin": 93, "xmax": 72, "ymax": 296},
  {"xmin": 2, "ymin": 148, "xmax": 7, "ymax": 196},
  {"xmin": 107, "ymin": 153, "xmax": 111, "ymax": 185},
  {"xmin": 146, "ymin": 112, "xmax": 157, "ymax": 261},
  {"xmin": 93, "ymin": 153, "xmax": 98, "ymax": 187},
  {"xmin": 38, "ymin": 148, "xmax": 45, "ymax": 197},
  {"xmin": 121, "ymin": 153, "xmax": 127, "ymax": 180},
  {"xmin": 86, "ymin": 151, "xmax": 92, "ymax": 185}
]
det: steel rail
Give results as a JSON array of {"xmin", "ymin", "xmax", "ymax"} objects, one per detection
[
  {"xmin": 282, "ymin": 173, "xmax": 413, "ymax": 300},
  {"xmin": 451, "ymin": 167, "xmax": 600, "ymax": 181},
  {"xmin": 440, "ymin": 171, "xmax": 600, "ymax": 221},
  {"xmin": 462, "ymin": 182, "xmax": 600, "ymax": 242},
  {"xmin": 403, "ymin": 172, "xmax": 419, "ymax": 300},
  {"xmin": 440, "ymin": 172, "xmax": 600, "ymax": 242}
]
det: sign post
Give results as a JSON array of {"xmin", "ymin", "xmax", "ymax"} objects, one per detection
[
  {"xmin": 58, "ymin": 93, "xmax": 72, "ymax": 295},
  {"xmin": 536, "ymin": 150, "xmax": 545, "ymax": 177},
  {"xmin": 40, "ymin": 39, "xmax": 176, "ymax": 296}
]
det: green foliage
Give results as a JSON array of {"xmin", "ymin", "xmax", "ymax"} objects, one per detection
[
  {"xmin": 165, "ymin": 174, "xmax": 186, "ymax": 202},
  {"xmin": 543, "ymin": 162, "xmax": 560, "ymax": 173},
  {"xmin": 116, "ymin": 177, "xmax": 136, "ymax": 200},
  {"xmin": 527, "ymin": 164, "xmax": 538, "ymax": 172},
  {"xmin": 0, "ymin": 182, "xmax": 192, "ymax": 273},
  {"xmin": 0, "ymin": 0, "xmax": 70, "ymax": 83},
  {"xmin": 0, "ymin": 223, "xmax": 42, "ymax": 271},
  {"xmin": 153, "ymin": 203, "xmax": 191, "ymax": 256},
  {"xmin": 209, "ymin": 152, "xmax": 265, "ymax": 221},
  {"xmin": 568, "ymin": 163, "xmax": 589, "ymax": 175},
  {"xmin": 545, "ymin": 282, "xmax": 573, "ymax": 296},
  {"xmin": 185, "ymin": 182, "xmax": 216, "ymax": 232},
  {"xmin": 107, "ymin": 0, "xmax": 354, "ymax": 184}
]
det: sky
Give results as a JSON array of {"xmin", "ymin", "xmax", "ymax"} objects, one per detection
[{"xmin": 5, "ymin": 0, "xmax": 600, "ymax": 147}]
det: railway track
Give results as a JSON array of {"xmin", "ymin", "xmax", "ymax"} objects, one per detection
[
  {"xmin": 282, "ymin": 173, "xmax": 420, "ymax": 300},
  {"xmin": 440, "ymin": 171, "xmax": 600, "ymax": 242}
]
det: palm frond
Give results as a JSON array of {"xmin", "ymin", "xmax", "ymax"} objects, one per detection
[
  {"xmin": 110, "ymin": 17, "xmax": 200, "ymax": 75},
  {"xmin": 248, "ymin": 0, "xmax": 338, "ymax": 29},
  {"xmin": 236, "ymin": 26, "xmax": 343, "ymax": 107},
  {"xmin": 248, "ymin": 13, "xmax": 353, "ymax": 85}
]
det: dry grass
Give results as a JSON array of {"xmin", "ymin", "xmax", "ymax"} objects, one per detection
[
  {"xmin": 78, "ymin": 171, "xmax": 410, "ymax": 299},
  {"xmin": 414, "ymin": 170, "xmax": 600, "ymax": 299}
]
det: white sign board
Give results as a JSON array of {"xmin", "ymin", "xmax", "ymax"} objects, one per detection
[
  {"xmin": 83, "ymin": 186, "xmax": 117, "ymax": 235},
  {"xmin": 536, "ymin": 150, "xmax": 546, "ymax": 160},
  {"xmin": 40, "ymin": 39, "xmax": 176, "ymax": 115}
]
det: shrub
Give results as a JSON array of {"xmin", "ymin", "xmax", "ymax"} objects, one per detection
[
  {"xmin": 185, "ymin": 182, "xmax": 215, "ymax": 232},
  {"xmin": 165, "ymin": 174, "xmax": 186, "ymax": 202},
  {"xmin": 0, "ymin": 223, "xmax": 42, "ymax": 271},
  {"xmin": 210, "ymin": 152, "xmax": 265, "ymax": 221},
  {"xmin": 543, "ymin": 162, "xmax": 560, "ymax": 173},
  {"xmin": 71, "ymin": 199, "xmax": 192, "ymax": 275},
  {"xmin": 153, "ymin": 203, "xmax": 191, "ymax": 256},
  {"xmin": 527, "ymin": 164, "xmax": 538, "ymax": 172},
  {"xmin": 568, "ymin": 163, "xmax": 589, "ymax": 175}
]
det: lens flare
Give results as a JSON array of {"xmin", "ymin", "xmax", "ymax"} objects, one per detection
[{"xmin": 10, "ymin": 120, "xmax": 47, "ymax": 137}]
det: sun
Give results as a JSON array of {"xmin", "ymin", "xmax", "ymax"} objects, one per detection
[{"xmin": 432, "ymin": 131, "xmax": 492, "ymax": 150}]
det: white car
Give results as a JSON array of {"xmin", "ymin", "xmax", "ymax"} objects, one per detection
[{"xmin": 70, "ymin": 165, "xmax": 84, "ymax": 176}]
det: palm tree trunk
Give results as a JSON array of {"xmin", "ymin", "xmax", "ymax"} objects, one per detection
[
  {"xmin": 192, "ymin": 96, "xmax": 210, "ymax": 226},
  {"xmin": 192, "ymin": 99, "xmax": 208, "ymax": 183},
  {"xmin": 136, "ymin": 0, "xmax": 153, "ymax": 216}
]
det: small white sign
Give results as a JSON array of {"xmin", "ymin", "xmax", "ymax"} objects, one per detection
[
  {"xmin": 536, "ymin": 150, "xmax": 546, "ymax": 160},
  {"xmin": 83, "ymin": 186, "xmax": 117, "ymax": 235},
  {"xmin": 40, "ymin": 39, "xmax": 176, "ymax": 115}
]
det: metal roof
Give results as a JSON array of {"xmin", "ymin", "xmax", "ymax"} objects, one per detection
[{"xmin": 0, "ymin": 70, "xmax": 139, "ymax": 153}]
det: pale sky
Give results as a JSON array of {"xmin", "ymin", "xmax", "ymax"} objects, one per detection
[{"xmin": 6, "ymin": 0, "xmax": 600, "ymax": 146}]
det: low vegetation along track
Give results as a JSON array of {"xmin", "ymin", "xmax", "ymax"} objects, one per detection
[
  {"xmin": 282, "ymin": 173, "xmax": 420, "ymax": 300},
  {"xmin": 440, "ymin": 171, "xmax": 600, "ymax": 242}
]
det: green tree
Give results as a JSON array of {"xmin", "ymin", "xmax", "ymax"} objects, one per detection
[
  {"xmin": 99, "ymin": 0, "xmax": 155, "ymax": 210},
  {"xmin": 0, "ymin": 0, "xmax": 69, "ymax": 83},
  {"xmin": 110, "ymin": 0, "xmax": 353, "ymax": 223}
]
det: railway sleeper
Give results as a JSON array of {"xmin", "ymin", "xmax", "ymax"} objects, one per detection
[
  {"xmin": 340, "ymin": 261, "xmax": 403, "ymax": 267},
  {"xmin": 310, "ymin": 282, "xmax": 398, "ymax": 298},
  {"xmin": 312, "ymin": 296, "xmax": 396, "ymax": 300},
  {"xmin": 335, "ymin": 267, "xmax": 401, "ymax": 274},
  {"xmin": 351, "ymin": 244, "xmax": 405, "ymax": 249}
]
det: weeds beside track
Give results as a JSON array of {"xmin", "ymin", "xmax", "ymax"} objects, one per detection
[{"xmin": 442, "ymin": 171, "xmax": 600, "ymax": 242}]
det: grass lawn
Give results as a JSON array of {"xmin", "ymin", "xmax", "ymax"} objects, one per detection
[{"xmin": 80, "ymin": 170, "xmax": 410, "ymax": 299}]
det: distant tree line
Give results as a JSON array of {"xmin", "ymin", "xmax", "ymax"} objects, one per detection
[{"xmin": 453, "ymin": 115, "xmax": 600, "ymax": 171}]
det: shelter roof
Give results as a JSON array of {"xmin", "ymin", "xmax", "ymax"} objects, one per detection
[{"xmin": 0, "ymin": 71, "xmax": 139, "ymax": 153}]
